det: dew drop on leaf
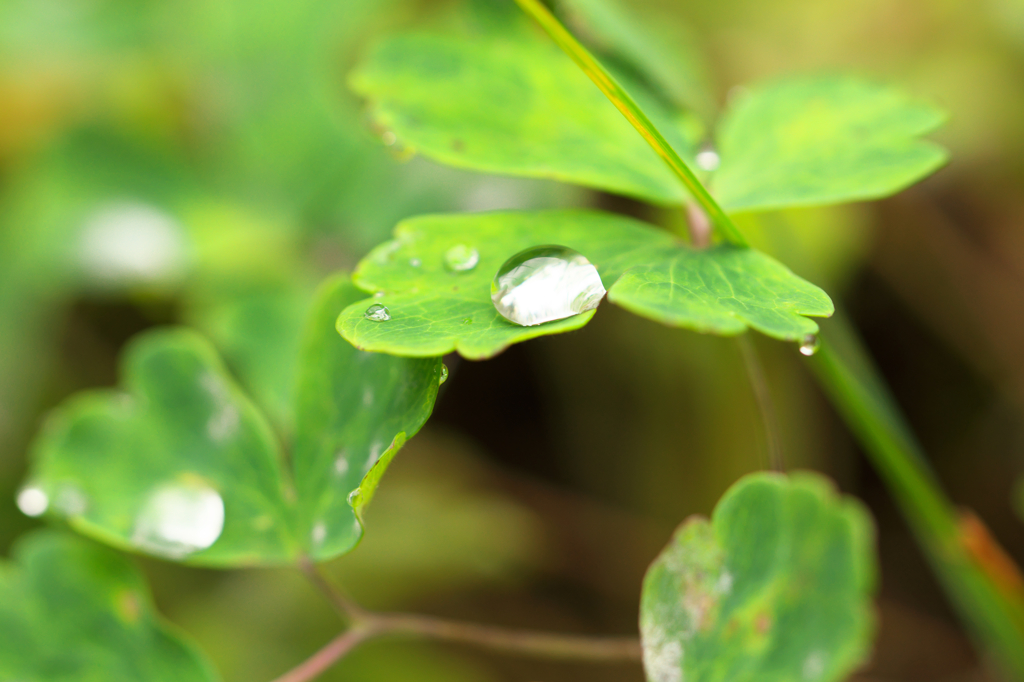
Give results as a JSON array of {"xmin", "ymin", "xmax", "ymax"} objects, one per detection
[
  {"xmin": 439, "ymin": 363, "xmax": 449, "ymax": 385},
  {"xmin": 16, "ymin": 486, "xmax": 48, "ymax": 517},
  {"xmin": 364, "ymin": 303, "xmax": 391, "ymax": 321},
  {"xmin": 444, "ymin": 244, "xmax": 479, "ymax": 272},
  {"xmin": 490, "ymin": 245, "xmax": 606, "ymax": 326},
  {"xmin": 799, "ymin": 334, "xmax": 820, "ymax": 356},
  {"xmin": 132, "ymin": 481, "xmax": 225, "ymax": 559},
  {"xmin": 696, "ymin": 149, "xmax": 720, "ymax": 171}
]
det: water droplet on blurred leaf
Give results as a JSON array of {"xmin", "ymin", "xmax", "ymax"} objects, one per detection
[
  {"xmin": 79, "ymin": 202, "xmax": 187, "ymax": 287},
  {"xmin": 132, "ymin": 481, "xmax": 225, "ymax": 559},
  {"xmin": 439, "ymin": 363, "xmax": 449, "ymax": 385},
  {"xmin": 364, "ymin": 303, "xmax": 391, "ymax": 321},
  {"xmin": 16, "ymin": 487, "xmax": 48, "ymax": 517},
  {"xmin": 444, "ymin": 244, "xmax": 479, "ymax": 272},
  {"xmin": 491, "ymin": 245, "xmax": 605, "ymax": 326},
  {"xmin": 696, "ymin": 149, "xmax": 720, "ymax": 171}
]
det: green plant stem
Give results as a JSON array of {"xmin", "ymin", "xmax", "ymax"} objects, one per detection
[
  {"xmin": 514, "ymin": 0, "xmax": 747, "ymax": 247},
  {"xmin": 737, "ymin": 334, "xmax": 784, "ymax": 471},
  {"xmin": 808, "ymin": 322, "xmax": 1024, "ymax": 678},
  {"xmin": 277, "ymin": 564, "xmax": 642, "ymax": 682}
]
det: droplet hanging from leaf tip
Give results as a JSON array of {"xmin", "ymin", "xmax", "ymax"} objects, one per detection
[
  {"xmin": 799, "ymin": 334, "xmax": 820, "ymax": 356},
  {"xmin": 490, "ymin": 245, "xmax": 605, "ymax": 326},
  {"xmin": 364, "ymin": 303, "xmax": 391, "ymax": 321}
]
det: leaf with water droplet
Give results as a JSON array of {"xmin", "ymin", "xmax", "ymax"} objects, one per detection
[
  {"xmin": 292, "ymin": 275, "xmax": 443, "ymax": 560},
  {"xmin": 23, "ymin": 275, "xmax": 445, "ymax": 565},
  {"xmin": 641, "ymin": 472, "xmax": 876, "ymax": 682},
  {"xmin": 337, "ymin": 210, "xmax": 832, "ymax": 359},
  {"xmin": 349, "ymin": 29, "xmax": 696, "ymax": 205},
  {"xmin": 713, "ymin": 76, "xmax": 947, "ymax": 213},
  {"xmin": 0, "ymin": 530, "xmax": 219, "ymax": 681},
  {"xmin": 24, "ymin": 329, "xmax": 297, "ymax": 565}
]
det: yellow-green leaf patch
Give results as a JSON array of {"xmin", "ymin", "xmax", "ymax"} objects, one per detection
[{"xmin": 713, "ymin": 77, "xmax": 947, "ymax": 213}]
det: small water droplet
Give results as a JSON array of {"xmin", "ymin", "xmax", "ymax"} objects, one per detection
[
  {"xmin": 364, "ymin": 303, "xmax": 391, "ymax": 321},
  {"xmin": 695, "ymin": 149, "xmax": 720, "ymax": 172},
  {"xmin": 381, "ymin": 131, "xmax": 397, "ymax": 146},
  {"xmin": 409, "ymin": 258, "xmax": 421, "ymax": 267},
  {"xmin": 799, "ymin": 334, "xmax": 820, "ymax": 356},
  {"xmin": 444, "ymin": 244, "xmax": 479, "ymax": 272},
  {"xmin": 311, "ymin": 521, "xmax": 327, "ymax": 545},
  {"xmin": 491, "ymin": 245, "xmax": 606, "ymax": 326},
  {"xmin": 16, "ymin": 487, "xmax": 48, "ymax": 517},
  {"xmin": 439, "ymin": 364, "xmax": 449, "ymax": 385},
  {"xmin": 132, "ymin": 481, "xmax": 225, "ymax": 559},
  {"xmin": 347, "ymin": 487, "xmax": 361, "ymax": 506}
]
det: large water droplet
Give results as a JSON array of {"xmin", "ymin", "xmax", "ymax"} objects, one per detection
[
  {"xmin": 491, "ymin": 245, "xmax": 606, "ymax": 326},
  {"xmin": 444, "ymin": 244, "xmax": 479, "ymax": 272},
  {"xmin": 364, "ymin": 303, "xmax": 391, "ymax": 321},
  {"xmin": 439, "ymin": 363, "xmax": 449, "ymax": 385},
  {"xmin": 799, "ymin": 334, "xmax": 820, "ymax": 356},
  {"xmin": 132, "ymin": 481, "xmax": 225, "ymax": 559},
  {"xmin": 16, "ymin": 486, "xmax": 48, "ymax": 517}
]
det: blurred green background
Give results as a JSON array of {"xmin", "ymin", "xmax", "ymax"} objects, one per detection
[{"xmin": 2, "ymin": 0, "xmax": 1024, "ymax": 679}]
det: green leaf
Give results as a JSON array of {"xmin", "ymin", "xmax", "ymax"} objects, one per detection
[
  {"xmin": 348, "ymin": 31, "xmax": 689, "ymax": 205},
  {"xmin": 23, "ymin": 275, "xmax": 445, "ymax": 566},
  {"xmin": 607, "ymin": 245, "xmax": 833, "ymax": 339},
  {"xmin": 0, "ymin": 530, "xmax": 220, "ymax": 682},
  {"xmin": 337, "ymin": 210, "xmax": 832, "ymax": 359},
  {"xmin": 292, "ymin": 274, "xmax": 443, "ymax": 560},
  {"xmin": 26, "ymin": 329, "xmax": 298, "ymax": 566},
  {"xmin": 640, "ymin": 472, "xmax": 876, "ymax": 682},
  {"xmin": 713, "ymin": 77, "xmax": 947, "ymax": 213},
  {"xmin": 186, "ymin": 278, "xmax": 314, "ymax": 434}
]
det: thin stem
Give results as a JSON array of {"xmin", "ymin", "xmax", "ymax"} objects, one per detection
[
  {"xmin": 372, "ymin": 611, "xmax": 642, "ymax": 662},
  {"xmin": 298, "ymin": 557, "xmax": 366, "ymax": 623},
  {"xmin": 279, "ymin": 567, "xmax": 643, "ymax": 682},
  {"xmin": 807, "ymin": 322, "xmax": 1024, "ymax": 678},
  {"xmin": 514, "ymin": 0, "xmax": 747, "ymax": 247},
  {"xmin": 270, "ymin": 627, "xmax": 376, "ymax": 682},
  {"xmin": 736, "ymin": 334, "xmax": 784, "ymax": 471}
]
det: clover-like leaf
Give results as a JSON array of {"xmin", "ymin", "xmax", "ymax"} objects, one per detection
[
  {"xmin": 292, "ymin": 274, "xmax": 443, "ymax": 560},
  {"xmin": 607, "ymin": 245, "xmax": 833, "ymax": 339},
  {"xmin": 349, "ymin": 31, "xmax": 690, "ymax": 205},
  {"xmin": 0, "ymin": 530, "xmax": 220, "ymax": 682},
  {"xmin": 640, "ymin": 472, "xmax": 876, "ymax": 682},
  {"xmin": 25, "ymin": 329, "xmax": 298, "ymax": 565},
  {"xmin": 713, "ymin": 76, "xmax": 947, "ymax": 213},
  {"xmin": 337, "ymin": 211, "xmax": 832, "ymax": 359},
  {"xmin": 22, "ymin": 275, "xmax": 444, "ymax": 566}
]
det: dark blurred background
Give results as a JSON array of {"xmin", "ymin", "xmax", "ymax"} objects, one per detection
[{"xmin": 2, "ymin": 0, "xmax": 1023, "ymax": 680}]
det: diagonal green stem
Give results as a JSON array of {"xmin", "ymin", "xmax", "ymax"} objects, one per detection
[
  {"xmin": 808, "ymin": 320, "xmax": 1024, "ymax": 679},
  {"xmin": 514, "ymin": 0, "xmax": 747, "ymax": 247}
]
